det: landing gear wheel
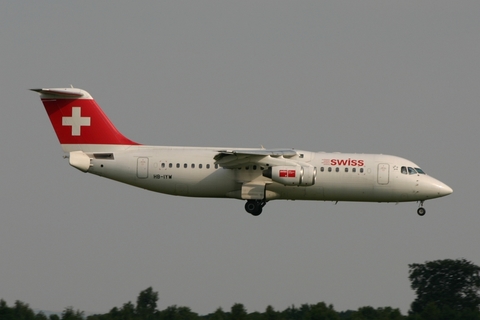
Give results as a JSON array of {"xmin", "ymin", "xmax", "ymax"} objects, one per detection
[
  {"xmin": 417, "ymin": 207, "xmax": 426, "ymax": 216},
  {"xmin": 245, "ymin": 200, "xmax": 265, "ymax": 216}
]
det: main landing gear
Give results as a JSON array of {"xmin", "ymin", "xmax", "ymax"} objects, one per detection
[
  {"xmin": 245, "ymin": 200, "xmax": 266, "ymax": 216},
  {"xmin": 417, "ymin": 201, "xmax": 426, "ymax": 216}
]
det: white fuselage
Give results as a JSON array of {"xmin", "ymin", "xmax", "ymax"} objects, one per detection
[
  {"xmin": 83, "ymin": 146, "xmax": 451, "ymax": 204},
  {"xmin": 33, "ymin": 87, "xmax": 452, "ymax": 216}
]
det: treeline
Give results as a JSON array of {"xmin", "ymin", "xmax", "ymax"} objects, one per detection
[
  {"xmin": 2, "ymin": 258, "xmax": 480, "ymax": 320},
  {"xmin": 0, "ymin": 297, "xmax": 409, "ymax": 320}
]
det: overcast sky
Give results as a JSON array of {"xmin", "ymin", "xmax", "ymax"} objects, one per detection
[{"xmin": 1, "ymin": 1, "xmax": 479, "ymax": 316}]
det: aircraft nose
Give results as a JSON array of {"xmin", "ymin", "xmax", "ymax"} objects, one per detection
[
  {"xmin": 442, "ymin": 184, "xmax": 453, "ymax": 196},
  {"xmin": 427, "ymin": 178, "xmax": 453, "ymax": 198}
]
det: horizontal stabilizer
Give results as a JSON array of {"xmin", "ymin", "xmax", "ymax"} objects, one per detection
[{"xmin": 30, "ymin": 88, "xmax": 91, "ymax": 98}]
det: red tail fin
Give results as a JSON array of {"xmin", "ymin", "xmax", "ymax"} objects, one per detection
[{"xmin": 32, "ymin": 88, "xmax": 139, "ymax": 152}]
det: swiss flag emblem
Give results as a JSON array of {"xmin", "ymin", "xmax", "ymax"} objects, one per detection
[
  {"xmin": 279, "ymin": 170, "xmax": 296, "ymax": 178},
  {"xmin": 62, "ymin": 107, "xmax": 91, "ymax": 136},
  {"xmin": 41, "ymin": 97, "xmax": 138, "ymax": 145}
]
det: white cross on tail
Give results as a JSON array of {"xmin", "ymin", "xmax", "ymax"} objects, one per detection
[{"xmin": 62, "ymin": 107, "xmax": 91, "ymax": 136}]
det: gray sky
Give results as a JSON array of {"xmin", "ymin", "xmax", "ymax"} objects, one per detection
[{"xmin": 1, "ymin": 1, "xmax": 478, "ymax": 315}]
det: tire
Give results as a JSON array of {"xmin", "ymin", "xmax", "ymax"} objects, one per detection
[
  {"xmin": 417, "ymin": 207, "xmax": 426, "ymax": 216},
  {"xmin": 245, "ymin": 200, "xmax": 262, "ymax": 216}
]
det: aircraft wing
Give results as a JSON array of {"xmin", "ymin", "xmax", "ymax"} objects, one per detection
[{"xmin": 214, "ymin": 149, "xmax": 307, "ymax": 168}]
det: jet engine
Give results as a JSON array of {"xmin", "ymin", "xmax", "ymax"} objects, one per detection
[{"xmin": 263, "ymin": 166, "xmax": 316, "ymax": 186}]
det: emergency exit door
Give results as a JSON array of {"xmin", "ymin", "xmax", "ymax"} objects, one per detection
[{"xmin": 137, "ymin": 157, "xmax": 149, "ymax": 179}]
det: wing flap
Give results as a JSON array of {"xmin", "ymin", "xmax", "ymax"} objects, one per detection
[
  {"xmin": 214, "ymin": 149, "xmax": 309, "ymax": 169},
  {"xmin": 214, "ymin": 149, "xmax": 297, "ymax": 160}
]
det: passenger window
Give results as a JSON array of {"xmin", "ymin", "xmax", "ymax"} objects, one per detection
[
  {"xmin": 352, "ymin": 168, "xmax": 356, "ymax": 173},
  {"xmin": 161, "ymin": 163, "xmax": 165, "ymax": 168},
  {"xmin": 408, "ymin": 167, "xmax": 417, "ymax": 175},
  {"xmin": 345, "ymin": 168, "xmax": 348, "ymax": 173},
  {"xmin": 215, "ymin": 164, "xmax": 219, "ymax": 169},
  {"xmin": 320, "ymin": 167, "xmax": 324, "ymax": 172},
  {"xmin": 184, "ymin": 163, "xmax": 187, "ymax": 168},
  {"xmin": 328, "ymin": 167, "xmax": 332, "ymax": 172},
  {"xmin": 253, "ymin": 165, "xmax": 257, "ymax": 170},
  {"xmin": 401, "ymin": 166, "xmax": 407, "ymax": 174},
  {"xmin": 360, "ymin": 168, "xmax": 364, "ymax": 173},
  {"xmin": 199, "ymin": 164, "xmax": 202, "ymax": 169},
  {"xmin": 335, "ymin": 167, "xmax": 339, "ymax": 172},
  {"xmin": 176, "ymin": 163, "xmax": 180, "ymax": 168},
  {"xmin": 206, "ymin": 164, "xmax": 210, "ymax": 169},
  {"xmin": 191, "ymin": 164, "xmax": 195, "ymax": 169},
  {"xmin": 169, "ymin": 163, "xmax": 173, "ymax": 168}
]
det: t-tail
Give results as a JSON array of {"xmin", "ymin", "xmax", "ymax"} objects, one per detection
[{"xmin": 32, "ymin": 88, "xmax": 139, "ymax": 153}]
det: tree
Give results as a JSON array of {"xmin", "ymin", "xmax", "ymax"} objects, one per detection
[
  {"xmin": 61, "ymin": 307, "xmax": 84, "ymax": 320},
  {"xmin": 263, "ymin": 306, "xmax": 279, "ymax": 320},
  {"xmin": 0, "ymin": 299, "xmax": 13, "ymax": 320},
  {"xmin": 230, "ymin": 303, "xmax": 247, "ymax": 320},
  {"xmin": 13, "ymin": 300, "xmax": 36, "ymax": 320},
  {"xmin": 305, "ymin": 302, "xmax": 339, "ymax": 320},
  {"xmin": 409, "ymin": 258, "xmax": 480, "ymax": 314},
  {"xmin": 209, "ymin": 307, "xmax": 227, "ymax": 320},
  {"xmin": 35, "ymin": 312, "xmax": 49, "ymax": 320},
  {"xmin": 177, "ymin": 306, "xmax": 199, "ymax": 320},
  {"xmin": 162, "ymin": 305, "xmax": 179, "ymax": 320},
  {"xmin": 120, "ymin": 301, "xmax": 137, "ymax": 320},
  {"xmin": 281, "ymin": 305, "xmax": 300, "ymax": 320},
  {"xmin": 350, "ymin": 306, "xmax": 403, "ymax": 320},
  {"xmin": 136, "ymin": 287, "xmax": 159, "ymax": 320}
]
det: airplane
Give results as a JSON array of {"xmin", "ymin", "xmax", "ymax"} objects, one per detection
[{"xmin": 32, "ymin": 87, "xmax": 453, "ymax": 216}]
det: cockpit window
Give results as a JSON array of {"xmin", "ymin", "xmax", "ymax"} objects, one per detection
[
  {"xmin": 401, "ymin": 166, "xmax": 425, "ymax": 175},
  {"xmin": 415, "ymin": 168, "xmax": 426, "ymax": 174}
]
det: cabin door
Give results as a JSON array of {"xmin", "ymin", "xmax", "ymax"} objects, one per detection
[{"xmin": 377, "ymin": 163, "xmax": 389, "ymax": 185}]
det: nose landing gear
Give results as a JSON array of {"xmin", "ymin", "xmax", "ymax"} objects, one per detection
[
  {"xmin": 245, "ymin": 200, "xmax": 266, "ymax": 216},
  {"xmin": 417, "ymin": 201, "xmax": 426, "ymax": 216}
]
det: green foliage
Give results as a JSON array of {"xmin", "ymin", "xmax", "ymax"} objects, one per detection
[
  {"xmin": 409, "ymin": 258, "xmax": 480, "ymax": 314},
  {"xmin": 208, "ymin": 307, "xmax": 227, "ymax": 320},
  {"xmin": 35, "ymin": 312, "xmax": 49, "ymax": 320},
  {"xmin": 277, "ymin": 303, "xmax": 340, "ymax": 320},
  {"xmin": 136, "ymin": 287, "xmax": 159, "ymax": 320},
  {"xmin": 348, "ymin": 306, "xmax": 403, "ymax": 320},
  {"xmin": 160, "ymin": 305, "xmax": 199, "ymax": 320},
  {"xmin": 230, "ymin": 303, "xmax": 248, "ymax": 320},
  {"xmin": 14, "ymin": 300, "xmax": 36, "ymax": 320},
  {"xmin": 119, "ymin": 301, "xmax": 137, "ymax": 320},
  {"xmin": 247, "ymin": 311, "xmax": 263, "ymax": 320},
  {"xmin": 61, "ymin": 307, "xmax": 84, "ymax": 320},
  {"xmin": 0, "ymin": 299, "xmax": 62, "ymax": 320},
  {"xmin": 0, "ymin": 299, "xmax": 13, "ymax": 320},
  {"xmin": 5, "ymin": 259, "xmax": 480, "ymax": 320},
  {"xmin": 303, "ymin": 302, "xmax": 340, "ymax": 320},
  {"xmin": 409, "ymin": 301, "xmax": 480, "ymax": 320},
  {"xmin": 263, "ymin": 305, "xmax": 279, "ymax": 320}
]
